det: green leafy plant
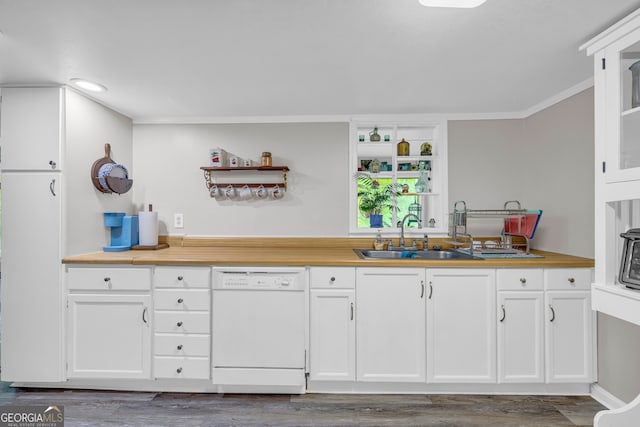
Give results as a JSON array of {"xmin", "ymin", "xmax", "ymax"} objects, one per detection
[{"xmin": 356, "ymin": 175, "xmax": 396, "ymax": 216}]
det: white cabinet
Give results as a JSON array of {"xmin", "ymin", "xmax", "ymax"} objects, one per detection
[
  {"xmin": 153, "ymin": 266, "xmax": 211, "ymax": 380},
  {"xmin": 582, "ymin": 10, "xmax": 640, "ymax": 327},
  {"xmin": 544, "ymin": 268, "xmax": 594, "ymax": 383},
  {"xmin": 0, "ymin": 87, "xmax": 63, "ymax": 171},
  {"xmin": 496, "ymin": 269, "xmax": 544, "ymax": 383},
  {"xmin": 355, "ymin": 267, "xmax": 426, "ymax": 382},
  {"xmin": 66, "ymin": 293, "xmax": 152, "ymax": 379},
  {"xmin": 0, "ymin": 172, "xmax": 63, "ymax": 381},
  {"xmin": 66, "ymin": 266, "xmax": 152, "ymax": 379},
  {"xmin": 309, "ymin": 267, "xmax": 356, "ymax": 381},
  {"xmin": 426, "ymin": 269, "xmax": 496, "ymax": 383}
]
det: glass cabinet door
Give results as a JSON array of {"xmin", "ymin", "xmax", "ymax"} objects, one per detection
[{"xmin": 605, "ymin": 28, "xmax": 640, "ymax": 183}]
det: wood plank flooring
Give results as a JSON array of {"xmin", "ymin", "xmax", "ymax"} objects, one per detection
[{"xmin": 0, "ymin": 382, "xmax": 605, "ymax": 426}]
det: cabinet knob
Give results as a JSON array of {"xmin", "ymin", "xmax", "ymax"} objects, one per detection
[
  {"xmin": 177, "ymin": 276, "xmax": 184, "ymax": 281},
  {"xmin": 49, "ymin": 160, "xmax": 56, "ymax": 169},
  {"xmin": 330, "ymin": 276, "xmax": 336, "ymax": 283},
  {"xmin": 519, "ymin": 278, "xmax": 527, "ymax": 284},
  {"xmin": 177, "ymin": 344, "xmax": 183, "ymax": 350},
  {"xmin": 104, "ymin": 277, "xmax": 111, "ymax": 282},
  {"xmin": 176, "ymin": 367, "xmax": 183, "ymax": 374},
  {"xmin": 177, "ymin": 298, "xmax": 184, "ymax": 304},
  {"xmin": 176, "ymin": 321, "xmax": 183, "ymax": 327},
  {"xmin": 568, "ymin": 277, "xmax": 575, "ymax": 284}
]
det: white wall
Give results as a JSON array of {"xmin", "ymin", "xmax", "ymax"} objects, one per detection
[
  {"xmin": 132, "ymin": 123, "xmax": 349, "ymax": 236},
  {"xmin": 448, "ymin": 88, "xmax": 595, "ymax": 258},
  {"xmin": 64, "ymin": 89, "xmax": 134, "ymax": 255}
]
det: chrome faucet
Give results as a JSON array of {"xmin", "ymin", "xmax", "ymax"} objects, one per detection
[{"xmin": 399, "ymin": 213, "xmax": 421, "ymax": 249}]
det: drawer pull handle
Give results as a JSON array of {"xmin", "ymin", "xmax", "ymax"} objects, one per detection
[
  {"xmin": 428, "ymin": 282, "xmax": 433, "ymax": 299},
  {"xmin": 177, "ymin": 276, "xmax": 184, "ymax": 281},
  {"xmin": 568, "ymin": 277, "xmax": 575, "ymax": 284},
  {"xmin": 176, "ymin": 367, "xmax": 183, "ymax": 374},
  {"xmin": 177, "ymin": 321, "xmax": 183, "ymax": 327},
  {"xmin": 549, "ymin": 305, "xmax": 556, "ymax": 322},
  {"xmin": 177, "ymin": 345, "xmax": 183, "ymax": 350},
  {"xmin": 420, "ymin": 280, "xmax": 425, "ymax": 299},
  {"xmin": 177, "ymin": 298, "xmax": 184, "ymax": 304},
  {"xmin": 350, "ymin": 302, "xmax": 354, "ymax": 321},
  {"xmin": 142, "ymin": 307, "xmax": 148, "ymax": 324},
  {"xmin": 519, "ymin": 278, "xmax": 526, "ymax": 284},
  {"xmin": 500, "ymin": 305, "xmax": 506, "ymax": 322},
  {"xmin": 330, "ymin": 276, "xmax": 336, "ymax": 283},
  {"xmin": 104, "ymin": 277, "xmax": 112, "ymax": 289}
]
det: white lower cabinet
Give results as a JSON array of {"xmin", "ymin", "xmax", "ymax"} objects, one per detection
[
  {"xmin": 356, "ymin": 267, "xmax": 426, "ymax": 382},
  {"xmin": 426, "ymin": 269, "xmax": 496, "ymax": 383},
  {"xmin": 66, "ymin": 266, "xmax": 152, "ymax": 379},
  {"xmin": 544, "ymin": 268, "xmax": 594, "ymax": 383},
  {"xmin": 153, "ymin": 267, "xmax": 211, "ymax": 380},
  {"xmin": 309, "ymin": 267, "xmax": 356, "ymax": 381},
  {"xmin": 497, "ymin": 269, "xmax": 545, "ymax": 383},
  {"xmin": 67, "ymin": 294, "xmax": 152, "ymax": 379}
]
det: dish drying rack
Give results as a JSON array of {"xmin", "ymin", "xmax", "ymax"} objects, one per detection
[{"xmin": 448, "ymin": 200, "xmax": 543, "ymax": 254}]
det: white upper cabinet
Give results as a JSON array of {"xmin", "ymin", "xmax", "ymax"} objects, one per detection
[{"xmin": 0, "ymin": 87, "xmax": 63, "ymax": 171}]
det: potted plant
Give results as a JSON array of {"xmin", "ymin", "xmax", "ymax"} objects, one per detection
[{"xmin": 357, "ymin": 177, "xmax": 395, "ymax": 228}]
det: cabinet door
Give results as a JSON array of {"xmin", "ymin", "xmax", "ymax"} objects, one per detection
[
  {"xmin": 67, "ymin": 294, "xmax": 152, "ymax": 379},
  {"xmin": 0, "ymin": 172, "xmax": 63, "ymax": 382},
  {"xmin": 427, "ymin": 269, "xmax": 496, "ymax": 383},
  {"xmin": 497, "ymin": 291, "xmax": 544, "ymax": 383},
  {"xmin": 0, "ymin": 87, "xmax": 63, "ymax": 171},
  {"xmin": 356, "ymin": 268, "xmax": 426, "ymax": 382},
  {"xmin": 545, "ymin": 291, "xmax": 594, "ymax": 383},
  {"xmin": 309, "ymin": 289, "xmax": 355, "ymax": 381}
]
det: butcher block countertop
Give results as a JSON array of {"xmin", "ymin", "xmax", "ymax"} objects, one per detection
[{"xmin": 62, "ymin": 237, "xmax": 594, "ymax": 268}]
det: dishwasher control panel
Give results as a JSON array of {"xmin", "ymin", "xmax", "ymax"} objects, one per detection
[{"xmin": 213, "ymin": 269, "xmax": 306, "ymax": 291}]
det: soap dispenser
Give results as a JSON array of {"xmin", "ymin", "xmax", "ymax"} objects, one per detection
[{"xmin": 374, "ymin": 230, "xmax": 385, "ymax": 250}]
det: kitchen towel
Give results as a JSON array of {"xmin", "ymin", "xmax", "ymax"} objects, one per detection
[{"xmin": 138, "ymin": 211, "xmax": 159, "ymax": 246}]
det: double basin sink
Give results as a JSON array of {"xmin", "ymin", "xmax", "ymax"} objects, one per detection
[{"xmin": 353, "ymin": 248, "xmax": 484, "ymax": 261}]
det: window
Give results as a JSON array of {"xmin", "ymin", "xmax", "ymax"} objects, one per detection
[{"xmin": 349, "ymin": 118, "xmax": 449, "ymax": 235}]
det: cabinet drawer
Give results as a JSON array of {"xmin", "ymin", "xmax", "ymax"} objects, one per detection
[
  {"xmin": 66, "ymin": 267, "xmax": 151, "ymax": 291},
  {"xmin": 544, "ymin": 269, "xmax": 592, "ymax": 290},
  {"xmin": 311, "ymin": 267, "xmax": 355, "ymax": 289},
  {"xmin": 154, "ymin": 334, "xmax": 210, "ymax": 357},
  {"xmin": 154, "ymin": 312, "xmax": 210, "ymax": 334},
  {"xmin": 154, "ymin": 289, "xmax": 210, "ymax": 311},
  {"xmin": 154, "ymin": 356, "xmax": 210, "ymax": 379},
  {"xmin": 154, "ymin": 267, "xmax": 210, "ymax": 288},
  {"xmin": 497, "ymin": 269, "xmax": 543, "ymax": 291}
]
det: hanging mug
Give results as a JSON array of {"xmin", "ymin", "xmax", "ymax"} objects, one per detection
[
  {"xmin": 255, "ymin": 184, "xmax": 267, "ymax": 199},
  {"xmin": 224, "ymin": 185, "xmax": 236, "ymax": 198},
  {"xmin": 239, "ymin": 185, "xmax": 252, "ymax": 200},
  {"xmin": 210, "ymin": 184, "xmax": 220, "ymax": 199},
  {"xmin": 271, "ymin": 185, "xmax": 283, "ymax": 199}
]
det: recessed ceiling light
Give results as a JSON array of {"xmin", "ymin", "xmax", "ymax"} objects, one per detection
[
  {"xmin": 419, "ymin": 0, "xmax": 487, "ymax": 8},
  {"xmin": 69, "ymin": 78, "xmax": 107, "ymax": 93}
]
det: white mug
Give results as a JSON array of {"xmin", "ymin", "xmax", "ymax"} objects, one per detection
[
  {"xmin": 209, "ymin": 184, "xmax": 220, "ymax": 198},
  {"xmin": 224, "ymin": 185, "xmax": 236, "ymax": 198},
  {"xmin": 271, "ymin": 185, "xmax": 283, "ymax": 199},
  {"xmin": 255, "ymin": 185, "xmax": 267, "ymax": 199},
  {"xmin": 239, "ymin": 185, "xmax": 252, "ymax": 200}
]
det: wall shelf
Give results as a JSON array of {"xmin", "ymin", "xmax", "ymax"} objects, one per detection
[{"xmin": 200, "ymin": 166, "xmax": 290, "ymax": 192}]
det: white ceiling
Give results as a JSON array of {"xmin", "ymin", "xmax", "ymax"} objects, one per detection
[{"xmin": 0, "ymin": 0, "xmax": 639, "ymax": 121}]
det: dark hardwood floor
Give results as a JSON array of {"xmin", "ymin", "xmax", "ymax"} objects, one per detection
[{"xmin": 0, "ymin": 382, "xmax": 605, "ymax": 426}]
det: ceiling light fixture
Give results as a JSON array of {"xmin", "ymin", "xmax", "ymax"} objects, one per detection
[
  {"xmin": 69, "ymin": 78, "xmax": 107, "ymax": 93},
  {"xmin": 419, "ymin": 0, "xmax": 487, "ymax": 8}
]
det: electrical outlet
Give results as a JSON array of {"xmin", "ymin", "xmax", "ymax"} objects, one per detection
[{"xmin": 174, "ymin": 213, "xmax": 184, "ymax": 229}]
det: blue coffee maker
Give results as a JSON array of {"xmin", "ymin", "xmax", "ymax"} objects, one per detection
[{"xmin": 103, "ymin": 212, "xmax": 139, "ymax": 252}]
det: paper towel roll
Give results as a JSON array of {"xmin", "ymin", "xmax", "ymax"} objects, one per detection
[{"xmin": 138, "ymin": 211, "xmax": 158, "ymax": 246}]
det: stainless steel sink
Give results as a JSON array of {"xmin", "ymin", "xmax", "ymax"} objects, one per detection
[{"xmin": 353, "ymin": 248, "xmax": 484, "ymax": 260}]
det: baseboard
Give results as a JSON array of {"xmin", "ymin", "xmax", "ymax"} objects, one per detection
[{"xmin": 591, "ymin": 383, "xmax": 627, "ymax": 410}]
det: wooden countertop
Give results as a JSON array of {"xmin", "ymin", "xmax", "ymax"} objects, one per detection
[{"xmin": 62, "ymin": 246, "xmax": 594, "ymax": 268}]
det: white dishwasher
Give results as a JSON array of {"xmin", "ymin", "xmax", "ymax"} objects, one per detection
[{"xmin": 212, "ymin": 267, "xmax": 307, "ymax": 393}]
